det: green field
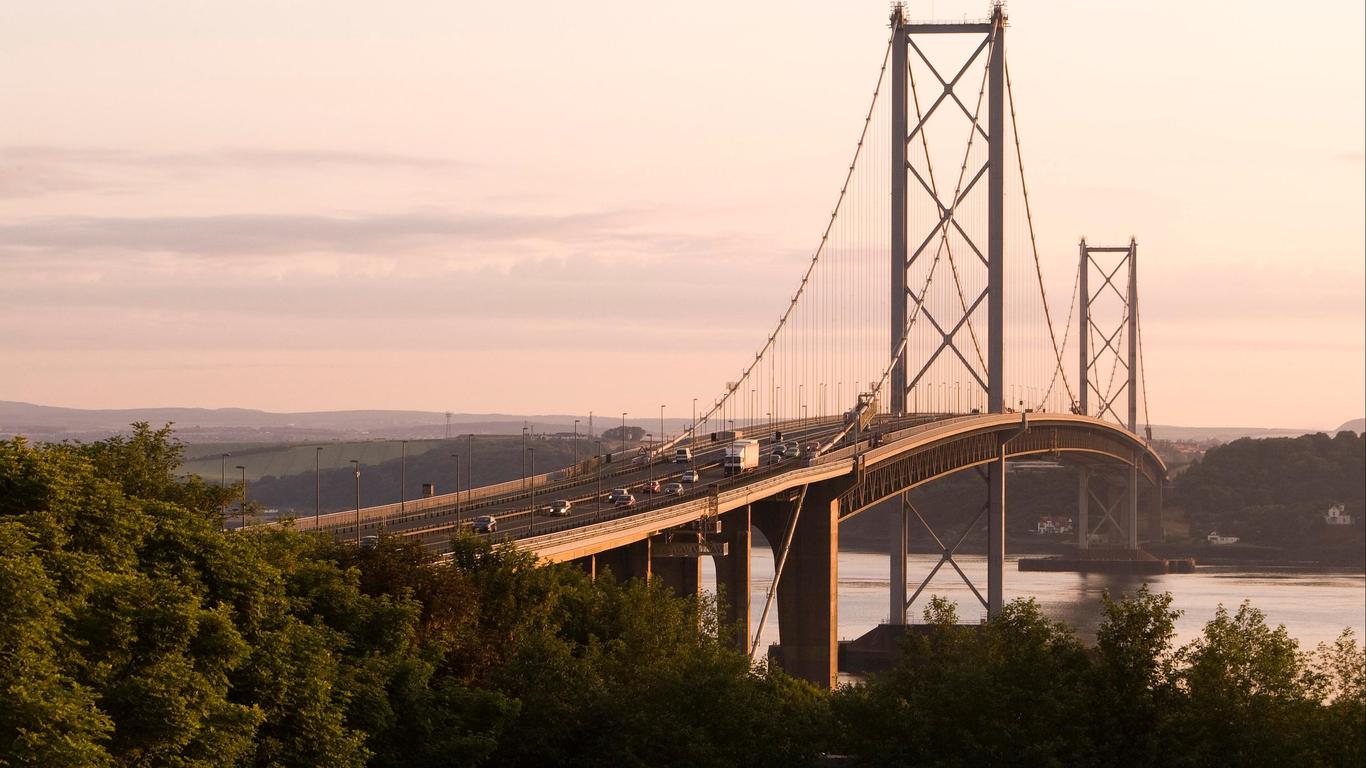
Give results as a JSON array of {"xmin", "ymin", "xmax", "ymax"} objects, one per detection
[{"xmin": 180, "ymin": 440, "xmax": 454, "ymax": 482}]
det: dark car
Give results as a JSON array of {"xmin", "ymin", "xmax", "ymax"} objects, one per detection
[
  {"xmin": 471, "ymin": 515, "xmax": 496, "ymax": 533},
  {"xmin": 613, "ymin": 494, "xmax": 637, "ymax": 509}
]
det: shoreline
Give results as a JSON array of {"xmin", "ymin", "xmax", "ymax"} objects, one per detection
[{"xmin": 837, "ymin": 538, "xmax": 1366, "ymax": 571}]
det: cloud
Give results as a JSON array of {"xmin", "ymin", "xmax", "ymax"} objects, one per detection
[
  {"xmin": 0, "ymin": 210, "xmax": 654, "ymax": 260},
  {"xmin": 0, "ymin": 145, "xmax": 467, "ymax": 199}
]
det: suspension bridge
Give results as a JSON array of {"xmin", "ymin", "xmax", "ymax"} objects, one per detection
[{"xmin": 285, "ymin": 4, "xmax": 1164, "ymax": 688}]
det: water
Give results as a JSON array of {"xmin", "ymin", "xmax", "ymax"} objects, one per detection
[{"xmin": 702, "ymin": 550, "xmax": 1366, "ymax": 653}]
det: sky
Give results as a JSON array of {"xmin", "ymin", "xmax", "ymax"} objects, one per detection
[{"xmin": 1, "ymin": 1, "xmax": 1362, "ymax": 430}]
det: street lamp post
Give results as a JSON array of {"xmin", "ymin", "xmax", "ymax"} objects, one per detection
[
  {"xmin": 398, "ymin": 440, "xmax": 407, "ymax": 526},
  {"xmin": 451, "ymin": 453, "xmax": 461, "ymax": 526},
  {"xmin": 467, "ymin": 433, "xmax": 474, "ymax": 509},
  {"xmin": 659, "ymin": 404, "xmax": 665, "ymax": 453},
  {"xmin": 350, "ymin": 460, "xmax": 361, "ymax": 544},
  {"xmin": 527, "ymin": 446, "xmax": 536, "ymax": 535},
  {"xmin": 220, "ymin": 452, "xmax": 230, "ymax": 523},
  {"xmin": 574, "ymin": 419, "xmax": 580, "ymax": 467},
  {"xmin": 521, "ymin": 426, "xmax": 528, "ymax": 493},
  {"xmin": 620, "ymin": 412, "xmax": 627, "ymax": 453},
  {"xmin": 646, "ymin": 433, "xmax": 653, "ymax": 486},
  {"xmin": 594, "ymin": 440, "xmax": 603, "ymax": 521},
  {"xmin": 314, "ymin": 447, "xmax": 322, "ymax": 529},
  {"xmin": 235, "ymin": 465, "xmax": 247, "ymax": 530}
]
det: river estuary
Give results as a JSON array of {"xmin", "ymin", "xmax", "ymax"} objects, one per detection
[{"xmin": 700, "ymin": 549, "xmax": 1366, "ymax": 655}]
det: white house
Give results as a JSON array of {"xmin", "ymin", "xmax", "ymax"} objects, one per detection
[
  {"xmin": 1324, "ymin": 503, "xmax": 1354, "ymax": 526},
  {"xmin": 1033, "ymin": 516, "xmax": 1074, "ymax": 535},
  {"xmin": 1206, "ymin": 531, "xmax": 1240, "ymax": 545}
]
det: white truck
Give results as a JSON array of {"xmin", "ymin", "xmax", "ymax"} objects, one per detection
[{"xmin": 723, "ymin": 439, "xmax": 761, "ymax": 476}]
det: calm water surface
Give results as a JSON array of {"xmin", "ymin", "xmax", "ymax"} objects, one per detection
[{"xmin": 702, "ymin": 550, "xmax": 1366, "ymax": 652}]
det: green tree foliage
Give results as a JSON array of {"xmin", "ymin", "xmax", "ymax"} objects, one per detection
[
  {"xmin": 2, "ymin": 426, "xmax": 1361, "ymax": 767},
  {"xmin": 831, "ymin": 589, "xmax": 1366, "ymax": 768},
  {"xmin": 0, "ymin": 428, "xmax": 826, "ymax": 768},
  {"xmin": 1172, "ymin": 431, "xmax": 1365, "ymax": 552}
]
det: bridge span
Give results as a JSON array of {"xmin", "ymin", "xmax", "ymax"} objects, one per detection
[{"xmin": 278, "ymin": 4, "xmax": 1167, "ymax": 688}]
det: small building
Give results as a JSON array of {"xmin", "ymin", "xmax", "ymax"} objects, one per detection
[
  {"xmin": 1206, "ymin": 531, "xmax": 1240, "ymax": 545},
  {"xmin": 1324, "ymin": 503, "xmax": 1354, "ymax": 526},
  {"xmin": 1033, "ymin": 515, "xmax": 1074, "ymax": 535}
]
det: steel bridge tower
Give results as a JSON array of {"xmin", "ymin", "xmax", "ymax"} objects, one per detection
[
  {"xmin": 1076, "ymin": 238, "xmax": 1154, "ymax": 550},
  {"xmin": 889, "ymin": 2, "xmax": 1010, "ymax": 619}
]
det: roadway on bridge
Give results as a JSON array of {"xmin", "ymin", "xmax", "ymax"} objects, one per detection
[{"xmin": 374, "ymin": 418, "xmax": 858, "ymax": 550}]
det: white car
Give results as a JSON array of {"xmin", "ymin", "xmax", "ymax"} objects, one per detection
[
  {"xmin": 681, "ymin": 469, "xmax": 701, "ymax": 483},
  {"xmin": 662, "ymin": 482, "xmax": 685, "ymax": 496}
]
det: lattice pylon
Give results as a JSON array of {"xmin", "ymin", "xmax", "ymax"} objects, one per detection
[{"xmin": 889, "ymin": 3, "xmax": 1006, "ymax": 417}]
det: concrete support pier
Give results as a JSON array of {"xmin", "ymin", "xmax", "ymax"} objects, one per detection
[
  {"xmin": 753, "ymin": 481, "xmax": 846, "ymax": 689},
  {"xmin": 712, "ymin": 506, "xmax": 752, "ymax": 653},
  {"xmin": 596, "ymin": 539, "xmax": 651, "ymax": 582},
  {"xmin": 651, "ymin": 541, "xmax": 700, "ymax": 598}
]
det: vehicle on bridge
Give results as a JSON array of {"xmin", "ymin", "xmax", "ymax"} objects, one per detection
[
  {"xmin": 673, "ymin": 447, "xmax": 693, "ymax": 463},
  {"xmin": 640, "ymin": 479, "xmax": 661, "ymax": 494},
  {"xmin": 613, "ymin": 494, "xmax": 636, "ymax": 509},
  {"xmin": 471, "ymin": 515, "xmax": 496, "ymax": 533},
  {"xmin": 606, "ymin": 488, "xmax": 630, "ymax": 503},
  {"xmin": 662, "ymin": 482, "xmax": 684, "ymax": 496},
  {"xmin": 681, "ymin": 469, "xmax": 700, "ymax": 483},
  {"xmin": 783, "ymin": 441, "xmax": 801, "ymax": 458},
  {"xmin": 724, "ymin": 439, "xmax": 761, "ymax": 476},
  {"xmin": 546, "ymin": 499, "xmax": 572, "ymax": 516}
]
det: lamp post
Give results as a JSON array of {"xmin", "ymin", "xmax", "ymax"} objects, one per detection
[
  {"xmin": 451, "ymin": 453, "xmax": 461, "ymax": 526},
  {"xmin": 594, "ymin": 440, "xmax": 603, "ymax": 521},
  {"xmin": 646, "ymin": 433, "xmax": 653, "ymax": 487},
  {"xmin": 573, "ymin": 419, "xmax": 580, "ymax": 466},
  {"xmin": 467, "ymin": 433, "xmax": 474, "ymax": 509},
  {"xmin": 235, "ymin": 465, "xmax": 247, "ymax": 530},
  {"xmin": 398, "ymin": 440, "xmax": 407, "ymax": 525},
  {"xmin": 220, "ymin": 452, "xmax": 230, "ymax": 523},
  {"xmin": 350, "ymin": 460, "xmax": 361, "ymax": 544},
  {"xmin": 521, "ymin": 426, "xmax": 529, "ymax": 493},
  {"xmin": 314, "ymin": 447, "xmax": 322, "ymax": 529},
  {"xmin": 799, "ymin": 384, "xmax": 804, "ymax": 428},
  {"xmin": 620, "ymin": 412, "xmax": 627, "ymax": 453},
  {"xmin": 659, "ymin": 404, "xmax": 666, "ymax": 452},
  {"xmin": 527, "ymin": 446, "xmax": 536, "ymax": 535}
]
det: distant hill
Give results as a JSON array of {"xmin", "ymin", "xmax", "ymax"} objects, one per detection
[
  {"xmin": 1335, "ymin": 418, "xmax": 1365, "ymax": 435},
  {"xmin": 0, "ymin": 401, "xmax": 690, "ymax": 444}
]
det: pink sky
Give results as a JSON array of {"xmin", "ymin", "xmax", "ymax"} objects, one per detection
[{"xmin": 1, "ymin": 1, "xmax": 1362, "ymax": 430}]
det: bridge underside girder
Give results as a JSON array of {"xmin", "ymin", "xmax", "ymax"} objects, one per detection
[{"xmin": 839, "ymin": 423, "xmax": 1161, "ymax": 521}]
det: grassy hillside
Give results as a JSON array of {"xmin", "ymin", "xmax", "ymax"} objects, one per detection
[
  {"xmin": 239, "ymin": 436, "xmax": 592, "ymax": 514},
  {"xmin": 181, "ymin": 440, "xmax": 455, "ymax": 483}
]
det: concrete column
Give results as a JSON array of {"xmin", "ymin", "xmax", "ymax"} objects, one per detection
[
  {"xmin": 712, "ymin": 506, "xmax": 752, "ymax": 653},
  {"xmin": 1147, "ymin": 480, "xmax": 1164, "ymax": 542},
  {"xmin": 597, "ymin": 538, "xmax": 651, "ymax": 582},
  {"xmin": 753, "ymin": 483, "xmax": 844, "ymax": 689},
  {"xmin": 889, "ymin": 495, "xmax": 908, "ymax": 625},
  {"xmin": 1127, "ymin": 460, "xmax": 1139, "ymax": 550},
  {"xmin": 570, "ymin": 554, "xmax": 597, "ymax": 581},
  {"xmin": 1077, "ymin": 465, "xmax": 1090, "ymax": 550},
  {"xmin": 652, "ymin": 541, "xmax": 701, "ymax": 598},
  {"xmin": 987, "ymin": 450, "xmax": 1006, "ymax": 617}
]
